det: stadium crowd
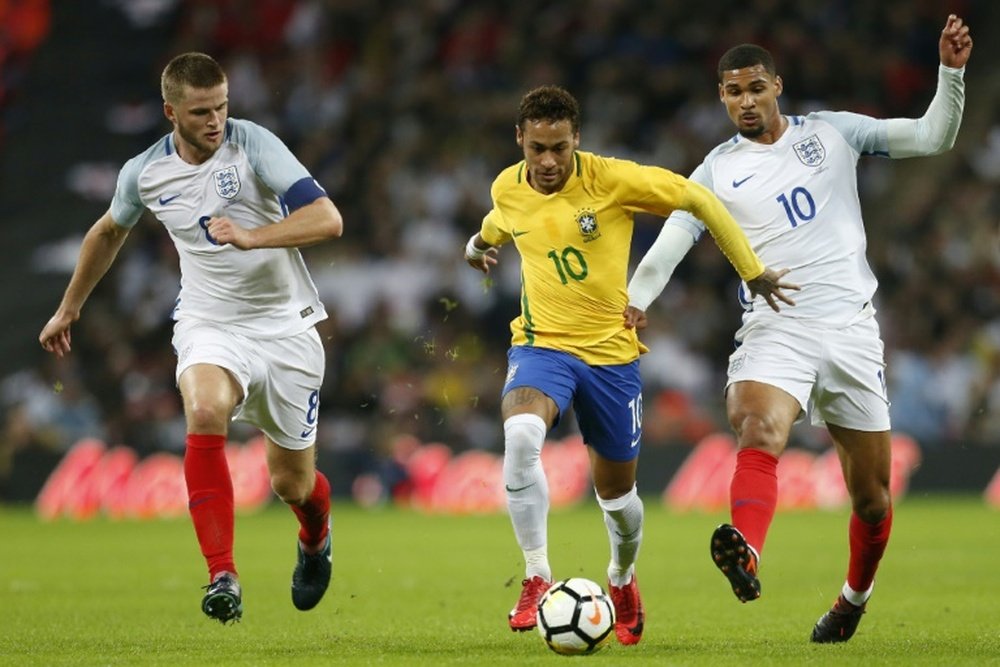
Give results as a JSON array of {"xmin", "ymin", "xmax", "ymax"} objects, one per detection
[
  {"xmin": 2, "ymin": 0, "xmax": 998, "ymax": 500},
  {"xmin": 0, "ymin": 0, "xmax": 50, "ymax": 149}
]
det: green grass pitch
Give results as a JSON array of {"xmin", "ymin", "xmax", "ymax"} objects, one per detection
[{"xmin": 1, "ymin": 495, "xmax": 998, "ymax": 665}]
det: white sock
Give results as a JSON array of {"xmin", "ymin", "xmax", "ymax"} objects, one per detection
[
  {"xmin": 597, "ymin": 485, "xmax": 643, "ymax": 587},
  {"xmin": 503, "ymin": 414, "xmax": 551, "ymax": 580},
  {"xmin": 524, "ymin": 547, "xmax": 550, "ymax": 581},
  {"xmin": 842, "ymin": 580, "xmax": 874, "ymax": 607}
]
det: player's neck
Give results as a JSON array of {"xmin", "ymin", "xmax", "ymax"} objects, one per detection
[
  {"xmin": 173, "ymin": 131, "xmax": 214, "ymax": 166},
  {"xmin": 749, "ymin": 115, "xmax": 788, "ymax": 146},
  {"xmin": 526, "ymin": 170, "xmax": 570, "ymax": 195}
]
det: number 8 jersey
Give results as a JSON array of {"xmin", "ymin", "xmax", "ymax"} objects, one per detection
[{"xmin": 109, "ymin": 118, "xmax": 329, "ymax": 338}]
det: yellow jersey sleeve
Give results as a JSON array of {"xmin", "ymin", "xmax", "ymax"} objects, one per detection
[
  {"xmin": 600, "ymin": 158, "xmax": 764, "ymax": 282},
  {"xmin": 674, "ymin": 179, "xmax": 764, "ymax": 282},
  {"xmin": 480, "ymin": 208, "xmax": 511, "ymax": 247}
]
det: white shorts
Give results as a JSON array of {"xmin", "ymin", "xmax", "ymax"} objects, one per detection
[
  {"xmin": 725, "ymin": 309, "xmax": 891, "ymax": 431},
  {"xmin": 172, "ymin": 319, "xmax": 325, "ymax": 450}
]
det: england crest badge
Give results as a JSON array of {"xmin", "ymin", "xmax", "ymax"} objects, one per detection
[
  {"xmin": 793, "ymin": 134, "xmax": 826, "ymax": 167},
  {"xmin": 213, "ymin": 165, "xmax": 241, "ymax": 199}
]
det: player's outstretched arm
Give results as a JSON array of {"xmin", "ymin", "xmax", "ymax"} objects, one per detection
[
  {"xmin": 627, "ymin": 223, "xmax": 695, "ymax": 314},
  {"xmin": 681, "ymin": 181, "xmax": 800, "ymax": 312},
  {"xmin": 680, "ymin": 180, "xmax": 773, "ymax": 283},
  {"xmin": 39, "ymin": 211, "xmax": 131, "ymax": 357},
  {"xmin": 886, "ymin": 14, "xmax": 971, "ymax": 159}
]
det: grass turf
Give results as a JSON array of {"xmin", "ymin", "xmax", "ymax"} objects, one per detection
[{"xmin": 1, "ymin": 494, "xmax": 998, "ymax": 665}]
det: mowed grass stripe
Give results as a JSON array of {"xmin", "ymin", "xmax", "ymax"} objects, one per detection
[{"xmin": 1, "ymin": 495, "xmax": 998, "ymax": 665}]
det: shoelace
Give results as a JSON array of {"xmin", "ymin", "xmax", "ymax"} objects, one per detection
[
  {"xmin": 203, "ymin": 575, "xmax": 237, "ymax": 594},
  {"xmin": 515, "ymin": 579, "xmax": 547, "ymax": 612},
  {"xmin": 298, "ymin": 546, "xmax": 329, "ymax": 576}
]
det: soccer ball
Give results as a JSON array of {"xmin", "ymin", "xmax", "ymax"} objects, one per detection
[{"xmin": 536, "ymin": 578, "xmax": 615, "ymax": 655}]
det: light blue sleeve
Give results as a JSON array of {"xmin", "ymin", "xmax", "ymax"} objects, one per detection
[
  {"xmin": 109, "ymin": 154, "xmax": 147, "ymax": 229},
  {"xmin": 227, "ymin": 119, "xmax": 312, "ymax": 196},
  {"xmin": 663, "ymin": 160, "xmax": 714, "ymax": 241},
  {"xmin": 810, "ymin": 110, "xmax": 889, "ymax": 157}
]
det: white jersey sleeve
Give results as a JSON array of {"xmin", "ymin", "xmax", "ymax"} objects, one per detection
[
  {"xmin": 227, "ymin": 119, "xmax": 327, "ymax": 208},
  {"xmin": 886, "ymin": 64, "xmax": 965, "ymax": 158},
  {"xmin": 110, "ymin": 139, "xmax": 168, "ymax": 228},
  {"xmin": 109, "ymin": 118, "xmax": 328, "ymax": 337}
]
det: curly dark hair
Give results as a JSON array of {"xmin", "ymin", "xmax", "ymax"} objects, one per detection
[
  {"xmin": 517, "ymin": 85, "xmax": 580, "ymax": 133},
  {"xmin": 717, "ymin": 44, "xmax": 776, "ymax": 81}
]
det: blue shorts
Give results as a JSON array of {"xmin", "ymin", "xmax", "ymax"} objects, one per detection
[{"xmin": 503, "ymin": 346, "xmax": 642, "ymax": 462}]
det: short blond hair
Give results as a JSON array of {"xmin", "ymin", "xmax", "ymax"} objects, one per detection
[{"xmin": 161, "ymin": 52, "xmax": 226, "ymax": 104}]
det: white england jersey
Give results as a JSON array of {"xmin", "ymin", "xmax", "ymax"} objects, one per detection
[
  {"xmin": 110, "ymin": 118, "xmax": 328, "ymax": 337},
  {"xmin": 667, "ymin": 112, "xmax": 889, "ymax": 327}
]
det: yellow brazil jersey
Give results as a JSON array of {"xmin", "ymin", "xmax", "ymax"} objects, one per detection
[{"xmin": 480, "ymin": 150, "xmax": 763, "ymax": 366}]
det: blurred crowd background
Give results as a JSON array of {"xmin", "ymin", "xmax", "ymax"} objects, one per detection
[{"xmin": 1, "ymin": 0, "xmax": 998, "ymax": 500}]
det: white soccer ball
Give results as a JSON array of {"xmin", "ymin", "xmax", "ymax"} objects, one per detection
[{"xmin": 536, "ymin": 577, "xmax": 615, "ymax": 655}]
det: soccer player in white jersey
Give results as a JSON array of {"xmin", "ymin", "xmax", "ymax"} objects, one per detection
[
  {"xmin": 39, "ymin": 52, "xmax": 344, "ymax": 624},
  {"xmin": 626, "ymin": 15, "xmax": 972, "ymax": 643}
]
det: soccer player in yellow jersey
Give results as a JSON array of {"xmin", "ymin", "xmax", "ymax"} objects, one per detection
[{"xmin": 464, "ymin": 85, "xmax": 798, "ymax": 645}]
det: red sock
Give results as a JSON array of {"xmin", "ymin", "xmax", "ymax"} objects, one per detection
[
  {"xmin": 183, "ymin": 434, "xmax": 235, "ymax": 579},
  {"xmin": 730, "ymin": 448, "xmax": 779, "ymax": 556},
  {"xmin": 846, "ymin": 505, "xmax": 893, "ymax": 593},
  {"xmin": 290, "ymin": 471, "xmax": 331, "ymax": 550}
]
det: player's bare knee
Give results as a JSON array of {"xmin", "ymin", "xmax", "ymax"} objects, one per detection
[
  {"xmin": 270, "ymin": 473, "xmax": 310, "ymax": 506},
  {"xmin": 730, "ymin": 411, "xmax": 785, "ymax": 453},
  {"xmin": 185, "ymin": 404, "xmax": 229, "ymax": 434},
  {"xmin": 594, "ymin": 481, "xmax": 632, "ymax": 501},
  {"xmin": 852, "ymin": 489, "xmax": 891, "ymax": 523}
]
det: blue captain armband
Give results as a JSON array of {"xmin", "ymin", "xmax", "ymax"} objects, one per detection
[{"xmin": 284, "ymin": 177, "xmax": 328, "ymax": 212}]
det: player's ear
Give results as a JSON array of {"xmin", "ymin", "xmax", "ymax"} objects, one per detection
[
  {"xmin": 515, "ymin": 124, "xmax": 523, "ymax": 147},
  {"xmin": 573, "ymin": 131, "xmax": 580, "ymax": 149},
  {"xmin": 718, "ymin": 83, "xmax": 725, "ymax": 103},
  {"xmin": 164, "ymin": 102, "xmax": 176, "ymax": 124},
  {"xmin": 774, "ymin": 75, "xmax": 783, "ymax": 98}
]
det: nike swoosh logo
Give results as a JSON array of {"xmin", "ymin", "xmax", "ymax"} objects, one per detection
[
  {"xmin": 189, "ymin": 495, "xmax": 216, "ymax": 509},
  {"xmin": 584, "ymin": 583, "xmax": 603, "ymax": 625},
  {"xmin": 732, "ymin": 175, "xmax": 755, "ymax": 188},
  {"xmin": 512, "ymin": 230, "xmax": 529, "ymax": 237},
  {"xmin": 505, "ymin": 482, "xmax": 536, "ymax": 493},
  {"xmin": 733, "ymin": 498, "xmax": 769, "ymax": 508},
  {"xmin": 158, "ymin": 193, "xmax": 181, "ymax": 205},
  {"xmin": 300, "ymin": 426, "xmax": 316, "ymax": 438},
  {"xmin": 630, "ymin": 435, "xmax": 641, "ymax": 448}
]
